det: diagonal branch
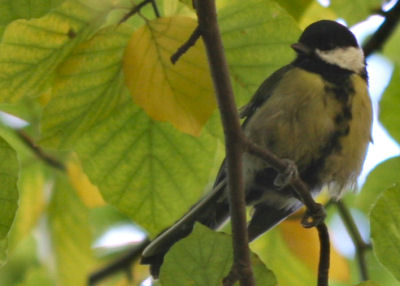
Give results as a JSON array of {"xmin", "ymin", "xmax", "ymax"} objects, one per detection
[
  {"xmin": 363, "ymin": 0, "xmax": 400, "ymax": 57},
  {"xmin": 88, "ymin": 239, "xmax": 150, "ymax": 285}
]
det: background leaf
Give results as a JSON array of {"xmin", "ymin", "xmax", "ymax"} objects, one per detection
[
  {"xmin": 330, "ymin": 0, "xmax": 381, "ymax": 25},
  {"xmin": 370, "ymin": 184, "xmax": 400, "ymax": 282},
  {"xmin": 219, "ymin": 0, "xmax": 301, "ymax": 107},
  {"xmin": 0, "ymin": 137, "xmax": 19, "ymax": 265},
  {"xmin": 160, "ymin": 223, "xmax": 276, "ymax": 286},
  {"xmin": 48, "ymin": 178, "xmax": 96, "ymax": 286},
  {"xmin": 379, "ymin": 66, "xmax": 400, "ymax": 143},
  {"xmin": 275, "ymin": 0, "xmax": 313, "ymax": 20},
  {"xmin": 75, "ymin": 95, "xmax": 222, "ymax": 235},
  {"xmin": 0, "ymin": 0, "xmax": 65, "ymax": 38},
  {"xmin": 355, "ymin": 156, "xmax": 400, "ymax": 213},
  {"xmin": 41, "ymin": 24, "xmax": 133, "ymax": 148},
  {"xmin": 123, "ymin": 16, "xmax": 215, "ymax": 136},
  {"xmin": 0, "ymin": 0, "xmax": 119, "ymax": 102}
]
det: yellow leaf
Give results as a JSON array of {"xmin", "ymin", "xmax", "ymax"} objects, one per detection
[
  {"xmin": 123, "ymin": 16, "xmax": 215, "ymax": 136},
  {"xmin": 67, "ymin": 156, "xmax": 105, "ymax": 208},
  {"xmin": 280, "ymin": 219, "xmax": 350, "ymax": 282},
  {"xmin": 299, "ymin": 1, "xmax": 337, "ymax": 30}
]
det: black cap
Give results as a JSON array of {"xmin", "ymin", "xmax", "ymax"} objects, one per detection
[{"xmin": 297, "ymin": 20, "xmax": 359, "ymax": 51}]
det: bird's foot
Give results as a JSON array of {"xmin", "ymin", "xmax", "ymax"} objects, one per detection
[
  {"xmin": 301, "ymin": 203, "xmax": 326, "ymax": 228},
  {"xmin": 274, "ymin": 159, "xmax": 298, "ymax": 187}
]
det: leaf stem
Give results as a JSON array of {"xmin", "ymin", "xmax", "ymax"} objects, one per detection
[{"xmin": 336, "ymin": 200, "xmax": 371, "ymax": 281}]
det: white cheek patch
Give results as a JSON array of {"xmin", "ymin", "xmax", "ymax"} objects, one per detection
[{"xmin": 315, "ymin": 47, "xmax": 365, "ymax": 74}]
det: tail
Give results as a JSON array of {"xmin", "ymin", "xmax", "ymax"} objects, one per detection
[
  {"xmin": 141, "ymin": 179, "xmax": 229, "ymax": 277},
  {"xmin": 141, "ymin": 164, "xmax": 304, "ymax": 277}
]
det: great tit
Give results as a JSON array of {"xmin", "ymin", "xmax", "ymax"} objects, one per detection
[{"xmin": 141, "ymin": 20, "xmax": 373, "ymax": 277}]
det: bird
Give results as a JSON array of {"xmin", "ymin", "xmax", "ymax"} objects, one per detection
[{"xmin": 141, "ymin": 19, "xmax": 373, "ymax": 277}]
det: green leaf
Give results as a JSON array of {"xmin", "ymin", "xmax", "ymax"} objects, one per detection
[
  {"xmin": 160, "ymin": 223, "xmax": 276, "ymax": 286},
  {"xmin": 0, "ymin": 0, "xmax": 120, "ymax": 103},
  {"xmin": 41, "ymin": 24, "xmax": 133, "ymax": 148},
  {"xmin": 356, "ymin": 156, "xmax": 400, "ymax": 213},
  {"xmin": 275, "ymin": 0, "xmax": 313, "ymax": 20},
  {"xmin": 370, "ymin": 184, "xmax": 400, "ymax": 281},
  {"xmin": 380, "ymin": 66, "xmax": 400, "ymax": 143},
  {"xmin": 355, "ymin": 281, "xmax": 382, "ymax": 286},
  {"xmin": 8, "ymin": 161, "xmax": 46, "ymax": 251},
  {"xmin": 16, "ymin": 266, "xmax": 55, "ymax": 286},
  {"xmin": 0, "ymin": 0, "xmax": 65, "ymax": 38},
  {"xmin": 384, "ymin": 25, "xmax": 400, "ymax": 65},
  {"xmin": 219, "ymin": 0, "xmax": 301, "ymax": 107},
  {"xmin": 330, "ymin": 0, "xmax": 381, "ymax": 25},
  {"xmin": 75, "ymin": 94, "xmax": 222, "ymax": 235},
  {"xmin": 252, "ymin": 228, "xmax": 315, "ymax": 286},
  {"xmin": 48, "ymin": 179, "xmax": 96, "ymax": 286},
  {"xmin": 0, "ymin": 137, "xmax": 19, "ymax": 265}
]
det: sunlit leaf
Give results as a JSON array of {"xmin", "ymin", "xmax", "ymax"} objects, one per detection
[
  {"xmin": 355, "ymin": 281, "xmax": 382, "ymax": 286},
  {"xmin": 75, "ymin": 94, "xmax": 222, "ymax": 235},
  {"xmin": 251, "ymin": 228, "xmax": 315, "ymax": 286},
  {"xmin": 299, "ymin": 1, "xmax": 337, "ymax": 30},
  {"xmin": 163, "ymin": 0, "xmax": 194, "ymax": 16},
  {"xmin": 123, "ymin": 16, "xmax": 215, "ymax": 136},
  {"xmin": 160, "ymin": 223, "xmax": 277, "ymax": 286},
  {"xmin": 356, "ymin": 156, "xmax": 400, "ymax": 213},
  {"xmin": 330, "ymin": 0, "xmax": 381, "ymax": 25},
  {"xmin": 0, "ymin": 0, "xmax": 65, "ymax": 38},
  {"xmin": 280, "ymin": 219, "xmax": 350, "ymax": 282},
  {"xmin": 384, "ymin": 25, "xmax": 400, "ymax": 65},
  {"xmin": 370, "ymin": 184, "xmax": 400, "ymax": 281},
  {"xmin": 219, "ymin": 0, "xmax": 301, "ymax": 107},
  {"xmin": 0, "ymin": 0, "xmax": 120, "ymax": 102},
  {"xmin": 41, "ymin": 24, "xmax": 133, "ymax": 148},
  {"xmin": 8, "ymin": 162, "xmax": 45, "ymax": 251},
  {"xmin": 48, "ymin": 179, "xmax": 96, "ymax": 286},
  {"xmin": 0, "ymin": 236, "xmax": 39, "ymax": 286},
  {"xmin": 17, "ymin": 266, "xmax": 55, "ymax": 286},
  {"xmin": 66, "ymin": 155, "xmax": 105, "ymax": 208},
  {"xmin": 276, "ymin": 0, "xmax": 313, "ymax": 20},
  {"xmin": 380, "ymin": 66, "xmax": 400, "ymax": 143},
  {"xmin": 0, "ymin": 137, "xmax": 18, "ymax": 265}
]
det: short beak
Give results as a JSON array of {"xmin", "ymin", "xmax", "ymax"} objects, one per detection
[{"xmin": 291, "ymin": 42, "xmax": 312, "ymax": 55}]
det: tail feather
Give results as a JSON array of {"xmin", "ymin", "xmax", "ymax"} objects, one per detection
[{"xmin": 141, "ymin": 180, "xmax": 229, "ymax": 277}]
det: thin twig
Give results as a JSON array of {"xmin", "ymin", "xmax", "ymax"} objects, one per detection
[
  {"xmin": 150, "ymin": 0, "xmax": 161, "ymax": 17},
  {"xmin": 195, "ymin": 1, "xmax": 256, "ymax": 285},
  {"xmin": 336, "ymin": 201, "xmax": 371, "ymax": 281},
  {"xmin": 363, "ymin": 0, "xmax": 400, "ymax": 57},
  {"xmin": 118, "ymin": 0, "xmax": 152, "ymax": 24},
  {"xmin": 88, "ymin": 239, "xmax": 150, "ymax": 285},
  {"xmin": 16, "ymin": 130, "xmax": 65, "ymax": 171},
  {"xmin": 317, "ymin": 224, "xmax": 330, "ymax": 286},
  {"xmin": 171, "ymin": 26, "xmax": 201, "ymax": 64}
]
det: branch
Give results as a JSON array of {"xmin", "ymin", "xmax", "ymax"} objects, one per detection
[
  {"xmin": 150, "ymin": 0, "xmax": 161, "ymax": 18},
  {"xmin": 88, "ymin": 239, "xmax": 150, "ymax": 285},
  {"xmin": 195, "ymin": 1, "xmax": 256, "ymax": 286},
  {"xmin": 118, "ymin": 0, "xmax": 159, "ymax": 24},
  {"xmin": 16, "ymin": 130, "xmax": 65, "ymax": 171},
  {"xmin": 171, "ymin": 26, "xmax": 201, "ymax": 64},
  {"xmin": 363, "ymin": 0, "xmax": 400, "ymax": 57},
  {"xmin": 336, "ymin": 201, "xmax": 371, "ymax": 281}
]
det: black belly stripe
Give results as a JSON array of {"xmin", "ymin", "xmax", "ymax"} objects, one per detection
[{"xmin": 301, "ymin": 77, "xmax": 355, "ymax": 189}]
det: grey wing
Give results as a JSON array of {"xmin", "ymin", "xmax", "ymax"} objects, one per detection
[{"xmin": 240, "ymin": 65, "xmax": 293, "ymax": 122}]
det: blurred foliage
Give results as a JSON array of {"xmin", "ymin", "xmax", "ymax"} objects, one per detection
[{"xmin": 0, "ymin": 0, "xmax": 398, "ymax": 285}]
